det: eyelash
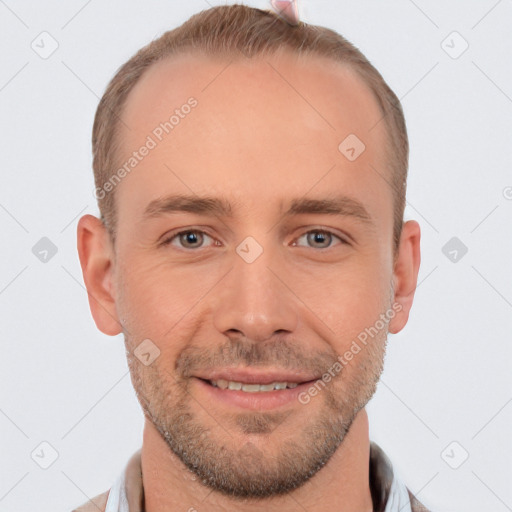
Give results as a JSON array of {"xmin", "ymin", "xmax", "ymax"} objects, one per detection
[{"xmin": 160, "ymin": 228, "xmax": 349, "ymax": 251}]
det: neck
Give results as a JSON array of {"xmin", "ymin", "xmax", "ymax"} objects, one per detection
[{"xmin": 141, "ymin": 408, "xmax": 373, "ymax": 512}]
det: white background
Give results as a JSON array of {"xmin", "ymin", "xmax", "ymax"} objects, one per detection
[{"xmin": 0, "ymin": 1, "xmax": 511, "ymax": 511}]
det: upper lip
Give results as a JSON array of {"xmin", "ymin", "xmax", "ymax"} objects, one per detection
[{"xmin": 194, "ymin": 367, "xmax": 320, "ymax": 385}]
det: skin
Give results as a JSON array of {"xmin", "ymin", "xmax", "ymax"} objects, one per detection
[{"xmin": 77, "ymin": 48, "xmax": 420, "ymax": 512}]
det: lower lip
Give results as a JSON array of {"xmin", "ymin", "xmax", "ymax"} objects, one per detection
[{"xmin": 193, "ymin": 377, "xmax": 317, "ymax": 411}]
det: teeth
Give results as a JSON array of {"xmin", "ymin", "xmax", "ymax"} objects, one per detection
[
  {"xmin": 210, "ymin": 380, "xmax": 300, "ymax": 392},
  {"xmin": 216, "ymin": 379, "xmax": 229, "ymax": 389},
  {"xmin": 241, "ymin": 383, "xmax": 261, "ymax": 392}
]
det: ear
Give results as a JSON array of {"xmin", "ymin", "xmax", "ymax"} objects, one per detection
[
  {"xmin": 76, "ymin": 214, "xmax": 123, "ymax": 336},
  {"xmin": 388, "ymin": 220, "xmax": 421, "ymax": 334}
]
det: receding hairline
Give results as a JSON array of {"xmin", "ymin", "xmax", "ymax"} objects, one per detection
[
  {"xmin": 116, "ymin": 45, "xmax": 387, "ymax": 138},
  {"xmin": 112, "ymin": 45, "xmax": 394, "ymax": 183},
  {"xmin": 92, "ymin": 4, "xmax": 408, "ymax": 255}
]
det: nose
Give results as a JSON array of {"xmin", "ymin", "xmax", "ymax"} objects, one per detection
[{"xmin": 212, "ymin": 244, "xmax": 299, "ymax": 342}]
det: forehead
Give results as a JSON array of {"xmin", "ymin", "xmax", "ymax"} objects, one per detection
[
  {"xmin": 114, "ymin": 49, "xmax": 391, "ymax": 224},
  {"xmin": 121, "ymin": 49, "xmax": 385, "ymax": 142}
]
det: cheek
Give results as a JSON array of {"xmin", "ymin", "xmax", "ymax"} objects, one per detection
[
  {"xmin": 115, "ymin": 254, "xmax": 222, "ymax": 340},
  {"xmin": 301, "ymin": 254, "xmax": 392, "ymax": 345}
]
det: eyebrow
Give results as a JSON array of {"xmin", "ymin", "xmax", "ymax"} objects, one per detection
[
  {"xmin": 285, "ymin": 196, "xmax": 373, "ymax": 224},
  {"xmin": 143, "ymin": 195, "xmax": 234, "ymax": 219},
  {"xmin": 142, "ymin": 194, "xmax": 373, "ymax": 225}
]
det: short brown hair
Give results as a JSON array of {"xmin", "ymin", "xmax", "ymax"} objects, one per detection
[{"xmin": 92, "ymin": 4, "xmax": 408, "ymax": 252}]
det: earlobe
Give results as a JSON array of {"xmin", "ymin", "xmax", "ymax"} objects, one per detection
[
  {"xmin": 388, "ymin": 220, "xmax": 421, "ymax": 334},
  {"xmin": 76, "ymin": 214, "xmax": 123, "ymax": 336}
]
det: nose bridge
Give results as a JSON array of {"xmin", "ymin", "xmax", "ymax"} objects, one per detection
[{"xmin": 212, "ymin": 239, "xmax": 298, "ymax": 341}]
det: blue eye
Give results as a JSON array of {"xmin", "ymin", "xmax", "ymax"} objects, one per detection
[
  {"xmin": 293, "ymin": 230, "xmax": 345, "ymax": 249},
  {"xmin": 161, "ymin": 230, "xmax": 216, "ymax": 249},
  {"xmin": 160, "ymin": 228, "xmax": 348, "ymax": 251}
]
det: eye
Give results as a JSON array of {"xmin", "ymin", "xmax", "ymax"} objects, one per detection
[
  {"xmin": 160, "ymin": 229, "xmax": 218, "ymax": 250},
  {"xmin": 160, "ymin": 228, "xmax": 348, "ymax": 251},
  {"xmin": 292, "ymin": 229, "xmax": 347, "ymax": 249}
]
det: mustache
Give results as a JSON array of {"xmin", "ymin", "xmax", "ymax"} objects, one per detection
[{"xmin": 176, "ymin": 337, "xmax": 340, "ymax": 378}]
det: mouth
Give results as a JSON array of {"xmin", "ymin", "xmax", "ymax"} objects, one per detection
[
  {"xmin": 206, "ymin": 379, "xmax": 300, "ymax": 392},
  {"xmin": 193, "ymin": 371, "xmax": 320, "ymax": 411}
]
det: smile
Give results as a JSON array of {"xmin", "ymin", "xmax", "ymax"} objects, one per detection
[
  {"xmin": 209, "ymin": 379, "xmax": 299, "ymax": 392},
  {"xmin": 195, "ymin": 376, "xmax": 318, "ymax": 411}
]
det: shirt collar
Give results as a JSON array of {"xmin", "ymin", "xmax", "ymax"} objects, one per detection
[{"xmin": 105, "ymin": 441, "xmax": 412, "ymax": 512}]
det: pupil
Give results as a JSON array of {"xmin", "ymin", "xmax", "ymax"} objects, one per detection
[
  {"xmin": 309, "ymin": 231, "xmax": 329, "ymax": 247},
  {"xmin": 182, "ymin": 232, "xmax": 201, "ymax": 246}
]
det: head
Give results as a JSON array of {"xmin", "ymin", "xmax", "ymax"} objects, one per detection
[{"xmin": 78, "ymin": 4, "xmax": 420, "ymax": 500}]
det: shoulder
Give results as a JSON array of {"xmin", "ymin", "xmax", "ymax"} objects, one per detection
[
  {"xmin": 71, "ymin": 489, "xmax": 110, "ymax": 512},
  {"xmin": 408, "ymin": 488, "xmax": 432, "ymax": 512}
]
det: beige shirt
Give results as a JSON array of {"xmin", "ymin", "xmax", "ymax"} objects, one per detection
[{"xmin": 72, "ymin": 442, "xmax": 431, "ymax": 512}]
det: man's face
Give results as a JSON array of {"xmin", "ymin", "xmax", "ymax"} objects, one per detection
[{"xmin": 110, "ymin": 50, "xmax": 396, "ymax": 497}]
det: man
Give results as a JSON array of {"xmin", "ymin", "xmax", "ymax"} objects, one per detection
[{"xmin": 74, "ymin": 3, "xmax": 427, "ymax": 511}]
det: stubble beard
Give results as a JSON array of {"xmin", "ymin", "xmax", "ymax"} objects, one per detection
[{"xmin": 126, "ymin": 326, "xmax": 387, "ymax": 500}]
